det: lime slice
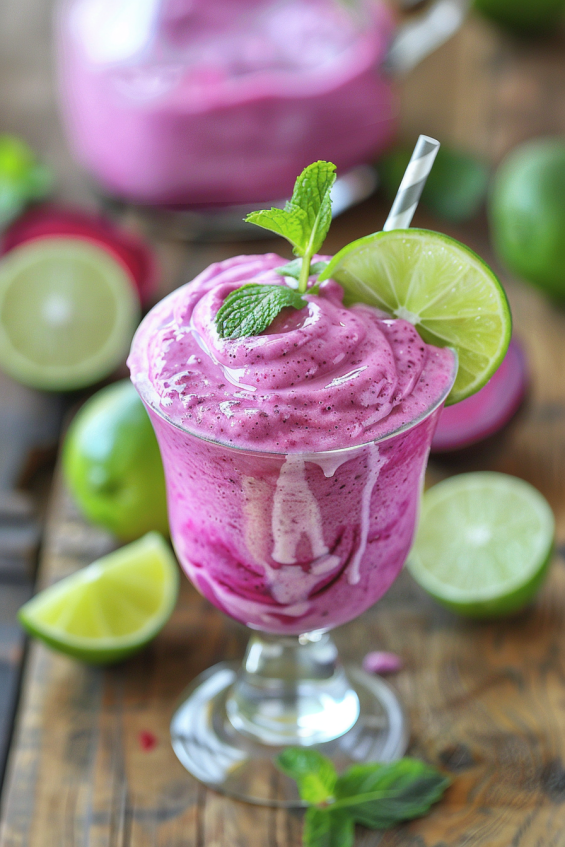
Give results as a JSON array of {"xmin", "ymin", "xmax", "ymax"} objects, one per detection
[
  {"xmin": 320, "ymin": 229, "xmax": 511, "ymax": 404},
  {"xmin": 408, "ymin": 472, "xmax": 554, "ymax": 618},
  {"xmin": 0, "ymin": 237, "xmax": 140, "ymax": 390},
  {"xmin": 18, "ymin": 532, "xmax": 179, "ymax": 664}
]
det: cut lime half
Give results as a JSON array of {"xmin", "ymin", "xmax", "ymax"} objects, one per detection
[
  {"xmin": 320, "ymin": 230, "xmax": 511, "ymax": 404},
  {"xmin": 0, "ymin": 237, "xmax": 140, "ymax": 390},
  {"xmin": 18, "ymin": 532, "xmax": 179, "ymax": 664},
  {"xmin": 408, "ymin": 472, "xmax": 554, "ymax": 618}
]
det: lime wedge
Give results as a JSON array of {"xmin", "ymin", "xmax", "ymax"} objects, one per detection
[
  {"xmin": 18, "ymin": 532, "xmax": 179, "ymax": 664},
  {"xmin": 0, "ymin": 237, "xmax": 140, "ymax": 390},
  {"xmin": 408, "ymin": 472, "xmax": 554, "ymax": 618},
  {"xmin": 320, "ymin": 230, "xmax": 511, "ymax": 404}
]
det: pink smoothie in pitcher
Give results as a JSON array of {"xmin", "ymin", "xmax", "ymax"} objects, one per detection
[
  {"xmin": 128, "ymin": 255, "xmax": 456, "ymax": 634},
  {"xmin": 57, "ymin": 0, "xmax": 397, "ymax": 206}
]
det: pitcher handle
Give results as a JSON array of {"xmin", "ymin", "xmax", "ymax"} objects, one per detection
[{"xmin": 385, "ymin": 0, "xmax": 470, "ymax": 76}]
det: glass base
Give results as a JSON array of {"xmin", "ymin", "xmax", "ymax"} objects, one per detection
[{"xmin": 170, "ymin": 652, "xmax": 408, "ymax": 807}]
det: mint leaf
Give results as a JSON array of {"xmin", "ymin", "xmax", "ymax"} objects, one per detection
[
  {"xmin": 333, "ymin": 759, "xmax": 450, "ymax": 829},
  {"xmin": 276, "ymin": 259, "xmax": 329, "ymax": 282},
  {"xmin": 275, "ymin": 258, "xmax": 303, "ymax": 281},
  {"xmin": 245, "ymin": 162, "xmax": 335, "ymax": 257},
  {"xmin": 246, "ymin": 161, "xmax": 336, "ymax": 293},
  {"xmin": 276, "ymin": 748, "xmax": 337, "ymax": 805},
  {"xmin": 215, "ymin": 284, "xmax": 306, "ymax": 339},
  {"xmin": 303, "ymin": 809, "xmax": 354, "ymax": 847},
  {"xmin": 289, "ymin": 161, "xmax": 336, "ymax": 256},
  {"xmin": 277, "ymin": 750, "xmax": 450, "ymax": 847},
  {"xmin": 245, "ymin": 207, "xmax": 309, "ymax": 255},
  {"xmin": 311, "ymin": 261, "xmax": 329, "ymax": 276},
  {"xmin": 0, "ymin": 135, "xmax": 53, "ymax": 228}
]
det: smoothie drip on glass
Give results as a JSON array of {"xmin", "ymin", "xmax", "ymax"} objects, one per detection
[
  {"xmin": 57, "ymin": 0, "xmax": 396, "ymax": 205},
  {"xmin": 128, "ymin": 253, "xmax": 456, "ymax": 635}
]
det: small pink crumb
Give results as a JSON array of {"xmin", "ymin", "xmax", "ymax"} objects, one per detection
[
  {"xmin": 138, "ymin": 730, "xmax": 158, "ymax": 751},
  {"xmin": 363, "ymin": 651, "xmax": 403, "ymax": 675}
]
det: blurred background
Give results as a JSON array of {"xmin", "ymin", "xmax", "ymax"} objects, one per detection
[{"xmin": 2, "ymin": 0, "xmax": 565, "ymax": 837}]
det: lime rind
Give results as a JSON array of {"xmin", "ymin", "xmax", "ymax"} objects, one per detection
[
  {"xmin": 0, "ymin": 238, "xmax": 140, "ymax": 391},
  {"xmin": 18, "ymin": 532, "xmax": 179, "ymax": 664},
  {"xmin": 320, "ymin": 230, "xmax": 512, "ymax": 405},
  {"xmin": 408, "ymin": 472, "xmax": 555, "ymax": 617}
]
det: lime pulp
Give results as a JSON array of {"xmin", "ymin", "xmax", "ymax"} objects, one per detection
[
  {"xmin": 408, "ymin": 472, "xmax": 555, "ymax": 618},
  {"xmin": 18, "ymin": 532, "xmax": 179, "ymax": 664},
  {"xmin": 0, "ymin": 237, "xmax": 140, "ymax": 390},
  {"xmin": 319, "ymin": 229, "xmax": 512, "ymax": 405}
]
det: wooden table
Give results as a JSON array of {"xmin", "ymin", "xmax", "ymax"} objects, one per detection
[{"xmin": 2, "ymin": 1, "xmax": 565, "ymax": 843}]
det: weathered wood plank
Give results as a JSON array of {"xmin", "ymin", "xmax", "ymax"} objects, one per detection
[{"xmin": 0, "ymin": 373, "xmax": 64, "ymax": 788}]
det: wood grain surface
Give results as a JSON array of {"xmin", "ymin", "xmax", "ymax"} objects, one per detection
[
  {"xmin": 2, "ymin": 0, "xmax": 565, "ymax": 843},
  {"xmin": 0, "ymin": 375, "xmax": 64, "ymax": 785}
]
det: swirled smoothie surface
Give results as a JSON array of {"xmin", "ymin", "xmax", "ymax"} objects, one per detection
[{"xmin": 129, "ymin": 254, "xmax": 455, "ymax": 452}]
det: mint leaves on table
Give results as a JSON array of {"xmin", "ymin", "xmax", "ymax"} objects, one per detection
[
  {"xmin": 278, "ymin": 748, "xmax": 338, "ymax": 804},
  {"xmin": 215, "ymin": 161, "xmax": 336, "ymax": 339},
  {"xmin": 215, "ymin": 283, "xmax": 306, "ymax": 340},
  {"xmin": 277, "ymin": 748, "xmax": 450, "ymax": 847},
  {"xmin": 0, "ymin": 135, "xmax": 52, "ymax": 229},
  {"xmin": 304, "ymin": 809, "xmax": 354, "ymax": 847}
]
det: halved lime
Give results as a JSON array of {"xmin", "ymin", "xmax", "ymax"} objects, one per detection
[
  {"xmin": 408, "ymin": 472, "xmax": 554, "ymax": 618},
  {"xmin": 319, "ymin": 230, "xmax": 511, "ymax": 404},
  {"xmin": 0, "ymin": 237, "xmax": 140, "ymax": 390},
  {"xmin": 18, "ymin": 532, "xmax": 179, "ymax": 664}
]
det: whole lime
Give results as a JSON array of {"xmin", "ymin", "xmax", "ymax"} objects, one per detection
[
  {"xmin": 473, "ymin": 0, "xmax": 565, "ymax": 36},
  {"xmin": 63, "ymin": 380, "xmax": 168, "ymax": 541},
  {"xmin": 489, "ymin": 138, "xmax": 565, "ymax": 301}
]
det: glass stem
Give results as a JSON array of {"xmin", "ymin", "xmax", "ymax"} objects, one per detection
[{"xmin": 226, "ymin": 631, "xmax": 360, "ymax": 746}]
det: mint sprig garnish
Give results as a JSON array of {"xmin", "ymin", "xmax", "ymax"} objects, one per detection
[
  {"xmin": 214, "ymin": 161, "xmax": 336, "ymax": 339},
  {"xmin": 246, "ymin": 161, "xmax": 336, "ymax": 294},
  {"xmin": 277, "ymin": 748, "xmax": 450, "ymax": 847},
  {"xmin": 0, "ymin": 135, "xmax": 53, "ymax": 229},
  {"xmin": 215, "ymin": 284, "xmax": 306, "ymax": 340}
]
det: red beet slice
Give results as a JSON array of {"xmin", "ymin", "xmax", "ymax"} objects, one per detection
[
  {"xmin": 1, "ymin": 204, "xmax": 157, "ymax": 304},
  {"xmin": 431, "ymin": 337, "xmax": 527, "ymax": 453}
]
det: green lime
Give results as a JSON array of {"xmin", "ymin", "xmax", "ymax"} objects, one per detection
[
  {"xmin": 379, "ymin": 145, "xmax": 489, "ymax": 224},
  {"xmin": 0, "ymin": 237, "xmax": 140, "ymax": 390},
  {"xmin": 63, "ymin": 380, "xmax": 169, "ymax": 541},
  {"xmin": 489, "ymin": 138, "xmax": 565, "ymax": 301},
  {"xmin": 320, "ymin": 229, "xmax": 511, "ymax": 405},
  {"xmin": 18, "ymin": 532, "xmax": 179, "ymax": 664},
  {"xmin": 408, "ymin": 472, "xmax": 555, "ymax": 618},
  {"xmin": 473, "ymin": 0, "xmax": 565, "ymax": 36}
]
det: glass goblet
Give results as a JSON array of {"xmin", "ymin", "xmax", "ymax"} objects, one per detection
[{"xmin": 132, "ymin": 358, "xmax": 456, "ymax": 807}]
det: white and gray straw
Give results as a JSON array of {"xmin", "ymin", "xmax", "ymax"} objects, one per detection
[{"xmin": 383, "ymin": 135, "xmax": 440, "ymax": 231}]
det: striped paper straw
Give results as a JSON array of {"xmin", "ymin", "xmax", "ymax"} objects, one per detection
[{"xmin": 383, "ymin": 135, "xmax": 440, "ymax": 231}]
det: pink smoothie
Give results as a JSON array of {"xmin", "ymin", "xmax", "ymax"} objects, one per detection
[
  {"xmin": 128, "ymin": 254, "xmax": 456, "ymax": 634},
  {"xmin": 57, "ymin": 0, "xmax": 397, "ymax": 206}
]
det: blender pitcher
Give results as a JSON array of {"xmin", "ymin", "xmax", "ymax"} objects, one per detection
[{"xmin": 56, "ymin": 0, "xmax": 467, "ymax": 211}]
